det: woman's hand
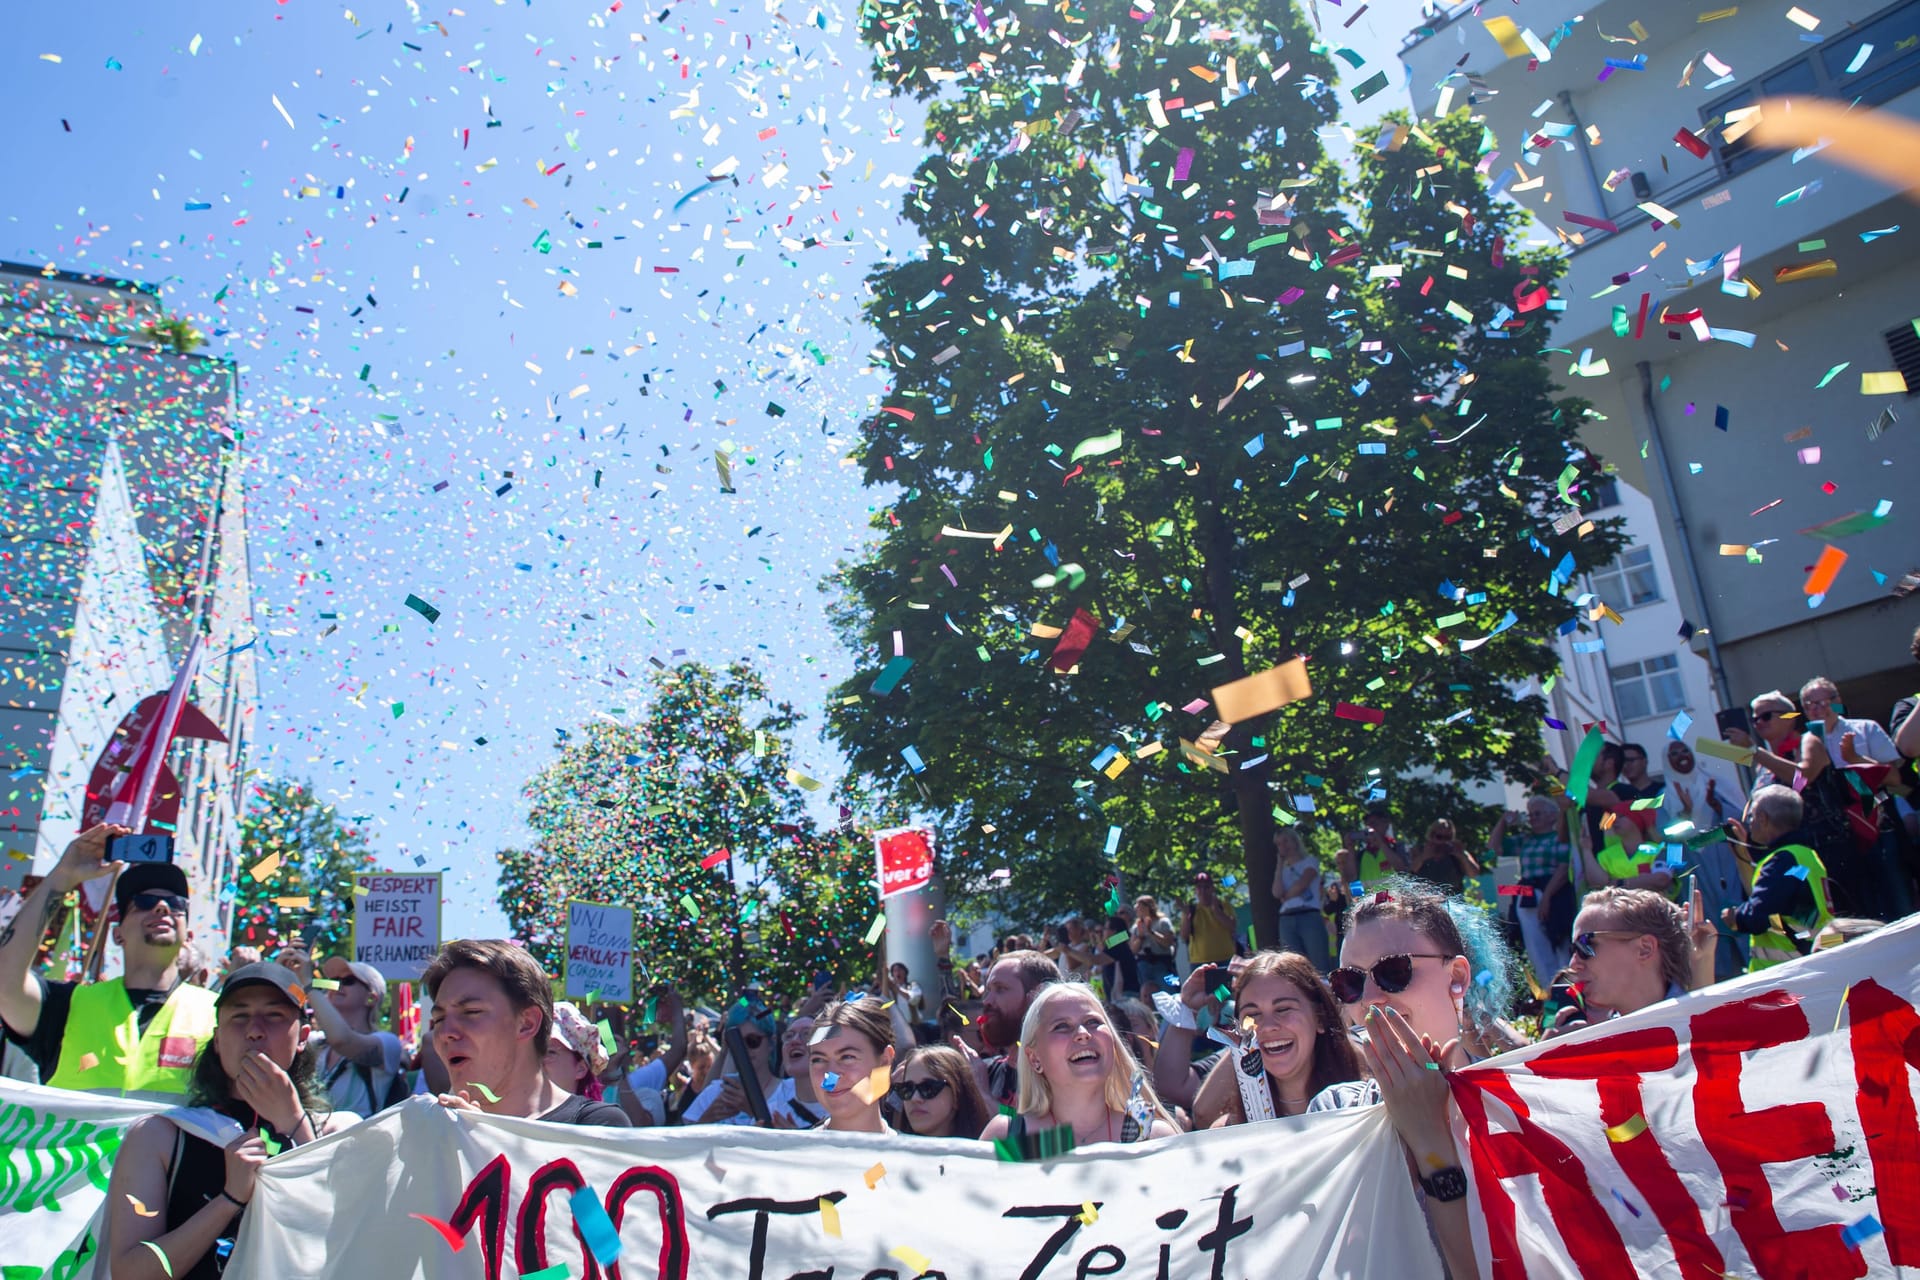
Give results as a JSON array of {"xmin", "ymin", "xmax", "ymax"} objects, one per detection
[
  {"xmin": 435, "ymin": 1090, "xmax": 483, "ymax": 1113},
  {"xmin": 222, "ymin": 1133, "xmax": 271, "ymax": 1207},
  {"xmin": 1724, "ymin": 727, "xmax": 1753, "ymax": 750},
  {"xmin": 1178, "ymin": 963, "xmax": 1222, "ymax": 1012},
  {"xmin": 1361, "ymin": 1006, "xmax": 1457, "ymax": 1161},
  {"xmin": 232, "ymin": 1051, "xmax": 303, "ymax": 1135},
  {"xmin": 704, "ymin": 1077, "xmax": 748, "ymax": 1122}
]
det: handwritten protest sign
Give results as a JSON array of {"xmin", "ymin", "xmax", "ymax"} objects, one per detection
[
  {"xmin": 873, "ymin": 826, "xmax": 935, "ymax": 900},
  {"xmin": 352, "ymin": 871, "xmax": 442, "ymax": 980},
  {"xmin": 564, "ymin": 899, "xmax": 635, "ymax": 1003}
]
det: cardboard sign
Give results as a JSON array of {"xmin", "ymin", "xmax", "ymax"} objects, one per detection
[
  {"xmin": 873, "ymin": 826, "xmax": 935, "ymax": 900},
  {"xmin": 564, "ymin": 899, "xmax": 635, "ymax": 1003},
  {"xmin": 351, "ymin": 871, "xmax": 442, "ymax": 979}
]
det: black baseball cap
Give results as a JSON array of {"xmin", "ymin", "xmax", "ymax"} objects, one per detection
[
  {"xmin": 218, "ymin": 962, "xmax": 306, "ymax": 1010},
  {"xmin": 114, "ymin": 862, "xmax": 190, "ymax": 913}
]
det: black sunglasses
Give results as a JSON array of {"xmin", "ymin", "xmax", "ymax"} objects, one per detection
[
  {"xmin": 1571, "ymin": 930, "xmax": 1640, "ymax": 959},
  {"xmin": 891, "ymin": 1079, "xmax": 951, "ymax": 1101},
  {"xmin": 1329, "ymin": 953, "xmax": 1451, "ymax": 1005},
  {"xmin": 127, "ymin": 891, "xmax": 188, "ymax": 916},
  {"xmin": 1753, "ymin": 710, "xmax": 1779, "ymax": 721}
]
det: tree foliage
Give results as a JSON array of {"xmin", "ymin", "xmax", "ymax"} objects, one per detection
[
  {"xmin": 825, "ymin": 0, "xmax": 1624, "ymax": 942},
  {"xmin": 231, "ymin": 778, "xmax": 376, "ymax": 956},
  {"xmin": 496, "ymin": 661, "xmax": 882, "ymax": 1010}
]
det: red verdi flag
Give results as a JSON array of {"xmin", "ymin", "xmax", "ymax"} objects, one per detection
[{"xmin": 873, "ymin": 826, "xmax": 935, "ymax": 900}]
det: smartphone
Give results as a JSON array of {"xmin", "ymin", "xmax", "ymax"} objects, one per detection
[
  {"xmin": 1714, "ymin": 708, "xmax": 1750, "ymax": 738},
  {"xmin": 108, "ymin": 833, "xmax": 174, "ymax": 864},
  {"xmin": 722, "ymin": 1026, "xmax": 773, "ymax": 1126}
]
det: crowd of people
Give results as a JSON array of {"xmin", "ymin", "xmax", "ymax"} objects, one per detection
[{"xmin": 0, "ymin": 635, "xmax": 1914, "ymax": 1279}]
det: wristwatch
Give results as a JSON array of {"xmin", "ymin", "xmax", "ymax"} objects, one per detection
[{"xmin": 1419, "ymin": 1166, "xmax": 1469, "ymax": 1203}]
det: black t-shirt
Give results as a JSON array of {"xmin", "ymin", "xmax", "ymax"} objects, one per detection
[
  {"xmin": 538, "ymin": 1092, "xmax": 632, "ymax": 1127},
  {"xmin": 984, "ymin": 1054, "xmax": 1018, "ymax": 1110},
  {"xmin": 1610, "ymin": 779, "xmax": 1663, "ymax": 805},
  {"xmin": 1104, "ymin": 941, "xmax": 1140, "ymax": 994},
  {"xmin": 3, "ymin": 975, "xmax": 176, "ymax": 1082}
]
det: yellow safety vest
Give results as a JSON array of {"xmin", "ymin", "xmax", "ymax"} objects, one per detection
[
  {"xmin": 1747, "ymin": 845, "xmax": 1833, "ymax": 972},
  {"xmin": 47, "ymin": 978, "xmax": 218, "ymax": 1098},
  {"xmin": 1188, "ymin": 906, "xmax": 1236, "ymax": 965}
]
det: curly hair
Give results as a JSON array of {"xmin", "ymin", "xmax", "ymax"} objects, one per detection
[{"xmin": 1345, "ymin": 876, "xmax": 1519, "ymax": 1032}]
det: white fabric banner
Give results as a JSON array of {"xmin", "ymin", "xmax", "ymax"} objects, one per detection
[
  {"xmin": 227, "ymin": 1100, "xmax": 1435, "ymax": 1279},
  {"xmin": 1451, "ymin": 912, "xmax": 1920, "ymax": 1278},
  {"xmin": 0, "ymin": 1080, "xmax": 239, "ymax": 1280}
]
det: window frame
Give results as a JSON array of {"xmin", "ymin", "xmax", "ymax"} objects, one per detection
[
  {"xmin": 1609, "ymin": 653, "xmax": 1689, "ymax": 724},
  {"xmin": 1590, "ymin": 546, "xmax": 1663, "ymax": 613}
]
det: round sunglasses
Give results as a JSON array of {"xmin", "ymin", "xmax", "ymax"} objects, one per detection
[
  {"xmin": 1570, "ymin": 930, "xmax": 1641, "ymax": 959},
  {"xmin": 1329, "ymin": 953, "xmax": 1451, "ymax": 1005},
  {"xmin": 891, "ymin": 1078, "xmax": 951, "ymax": 1101}
]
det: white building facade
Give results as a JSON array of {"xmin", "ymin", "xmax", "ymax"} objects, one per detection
[
  {"xmin": 0, "ymin": 261, "xmax": 255, "ymax": 952},
  {"xmin": 1401, "ymin": 0, "xmax": 1920, "ymax": 726}
]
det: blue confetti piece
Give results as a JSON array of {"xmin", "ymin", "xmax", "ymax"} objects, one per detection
[
  {"xmin": 570, "ymin": 1187, "xmax": 623, "ymax": 1266},
  {"xmin": 1668, "ymin": 710, "xmax": 1693, "ymax": 741},
  {"xmin": 1842, "ymin": 1214, "xmax": 1883, "ymax": 1250},
  {"xmin": 1104, "ymin": 825, "xmax": 1122, "ymax": 855},
  {"xmin": 901, "ymin": 745, "xmax": 926, "ymax": 774},
  {"xmin": 872, "ymin": 655, "xmax": 913, "ymax": 695},
  {"xmin": 822, "ymin": 1072, "xmax": 840, "ymax": 1091},
  {"xmin": 1609, "ymin": 1187, "xmax": 1642, "ymax": 1219}
]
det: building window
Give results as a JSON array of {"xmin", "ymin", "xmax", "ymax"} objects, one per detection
[
  {"xmin": 1580, "ymin": 477, "xmax": 1621, "ymax": 513},
  {"xmin": 1611, "ymin": 654, "xmax": 1688, "ymax": 723},
  {"xmin": 1591, "ymin": 546, "xmax": 1661, "ymax": 612}
]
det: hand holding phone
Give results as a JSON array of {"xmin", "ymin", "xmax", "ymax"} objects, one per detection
[{"xmin": 107, "ymin": 833, "xmax": 174, "ymax": 865}]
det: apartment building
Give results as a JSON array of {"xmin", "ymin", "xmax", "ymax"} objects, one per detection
[{"xmin": 1401, "ymin": 0, "xmax": 1920, "ymax": 726}]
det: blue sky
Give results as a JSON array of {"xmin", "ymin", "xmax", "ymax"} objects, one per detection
[{"xmin": 3, "ymin": 1, "xmax": 1416, "ymax": 938}]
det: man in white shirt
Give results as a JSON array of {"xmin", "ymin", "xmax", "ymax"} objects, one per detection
[
  {"xmin": 278, "ymin": 947, "xmax": 405, "ymax": 1117},
  {"xmin": 1801, "ymin": 677, "xmax": 1902, "ymax": 763}
]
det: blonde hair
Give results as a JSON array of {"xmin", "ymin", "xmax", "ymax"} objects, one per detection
[
  {"xmin": 1013, "ymin": 984, "xmax": 1174, "ymax": 1129},
  {"xmin": 1580, "ymin": 887, "xmax": 1691, "ymax": 993}
]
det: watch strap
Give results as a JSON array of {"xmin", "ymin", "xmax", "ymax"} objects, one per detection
[{"xmin": 1419, "ymin": 1165, "xmax": 1469, "ymax": 1203}]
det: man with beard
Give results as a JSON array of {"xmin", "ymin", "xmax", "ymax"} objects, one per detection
[
  {"xmin": 0, "ymin": 825, "xmax": 218, "ymax": 1098},
  {"xmin": 945, "ymin": 948, "xmax": 1058, "ymax": 1108}
]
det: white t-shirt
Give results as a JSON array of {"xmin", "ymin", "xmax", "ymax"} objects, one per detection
[
  {"xmin": 1278, "ymin": 856, "xmax": 1322, "ymax": 913},
  {"xmin": 625, "ymin": 1058, "xmax": 671, "ymax": 1125},
  {"xmin": 682, "ymin": 1073, "xmax": 799, "ymax": 1126},
  {"xmin": 314, "ymin": 1030, "xmax": 406, "ymax": 1118},
  {"xmin": 1838, "ymin": 716, "xmax": 1902, "ymax": 764}
]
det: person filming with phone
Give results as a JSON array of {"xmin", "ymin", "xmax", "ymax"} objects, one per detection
[{"xmin": 0, "ymin": 824, "xmax": 218, "ymax": 1098}]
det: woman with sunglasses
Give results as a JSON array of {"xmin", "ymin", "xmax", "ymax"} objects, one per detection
[
  {"xmin": 889, "ymin": 1044, "xmax": 993, "ymax": 1138},
  {"xmin": 106, "ymin": 964, "xmax": 352, "ymax": 1280},
  {"xmin": 1310, "ymin": 878, "xmax": 1521, "ymax": 1280},
  {"xmin": 682, "ymin": 1003, "xmax": 793, "ymax": 1125},
  {"xmin": 1728, "ymin": 690, "xmax": 1871, "ymax": 912},
  {"xmin": 807, "ymin": 998, "xmax": 898, "ymax": 1133},
  {"xmin": 980, "ymin": 984, "xmax": 1179, "ymax": 1153},
  {"xmin": 1550, "ymin": 887, "xmax": 1713, "ymax": 1036},
  {"xmin": 1188, "ymin": 952, "xmax": 1361, "ymax": 1128}
]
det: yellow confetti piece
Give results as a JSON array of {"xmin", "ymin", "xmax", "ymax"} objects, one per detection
[
  {"xmin": 888, "ymin": 1246, "xmax": 933, "ymax": 1276},
  {"xmin": 819, "ymin": 1198, "xmax": 842, "ymax": 1239},
  {"xmin": 853, "ymin": 1065, "xmax": 893, "ymax": 1105},
  {"xmin": 310, "ymin": 977, "xmax": 339, "ymax": 991},
  {"xmin": 1696, "ymin": 5, "xmax": 1739, "ymax": 20},
  {"xmin": 863, "ymin": 914, "xmax": 887, "ymax": 946},
  {"xmin": 247, "ymin": 851, "xmax": 282, "ymax": 882},
  {"xmin": 1606, "ymin": 1114, "xmax": 1648, "ymax": 1143},
  {"xmin": 1786, "ymin": 5, "xmax": 1820, "ymax": 28},
  {"xmin": 1482, "ymin": 16, "xmax": 1532, "ymax": 58},
  {"xmin": 40, "ymin": 53, "xmax": 65, "ymax": 63},
  {"xmin": 1861, "ymin": 371, "xmax": 1909, "ymax": 395},
  {"xmin": 272, "ymin": 896, "xmax": 311, "ymax": 909},
  {"xmin": 1077, "ymin": 1202, "xmax": 1100, "ymax": 1226},
  {"xmin": 128, "ymin": 1194, "xmax": 159, "ymax": 1217},
  {"xmin": 864, "ymin": 1162, "xmax": 887, "ymax": 1190}
]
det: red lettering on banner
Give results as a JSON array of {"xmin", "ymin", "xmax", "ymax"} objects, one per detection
[
  {"xmin": 606, "ymin": 1164, "xmax": 691, "ymax": 1280},
  {"xmin": 1450, "ymin": 1071, "xmax": 1634, "ymax": 1279},
  {"xmin": 448, "ymin": 1154, "xmax": 513, "ymax": 1280},
  {"xmin": 1847, "ymin": 978, "xmax": 1920, "ymax": 1265},
  {"xmin": 442, "ymin": 1152, "xmax": 690, "ymax": 1280},
  {"xmin": 1525, "ymin": 1028, "xmax": 1728, "ymax": 1280},
  {"xmin": 1691, "ymin": 991, "xmax": 1864, "ymax": 1280},
  {"xmin": 519, "ymin": 1159, "xmax": 596, "ymax": 1280}
]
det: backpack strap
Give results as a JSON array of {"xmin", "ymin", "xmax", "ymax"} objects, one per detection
[{"xmin": 165, "ymin": 1121, "xmax": 186, "ymax": 1207}]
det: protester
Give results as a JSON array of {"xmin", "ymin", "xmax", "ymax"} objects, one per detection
[
  {"xmin": 1577, "ymin": 742, "xmax": 1626, "ymax": 850},
  {"xmin": 1664, "ymin": 740, "xmax": 1751, "ymax": 980},
  {"xmin": 1046, "ymin": 918, "xmax": 1098, "ymax": 983},
  {"xmin": 1312, "ymin": 878, "xmax": 1522, "ymax": 1280},
  {"xmin": 424, "ymin": 939, "xmax": 629, "ymax": 1126},
  {"xmin": 1191, "ymin": 952, "xmax": 1361, "ymax": 1127},
  {"xmin": 0, "ymin": 825, "xmax": 218, "ymax": 1098},
  {"xmin": 776, "ymin": 1003, "xmax": 828, "ymax": 1127},
  {"xmin": 544, "ymin": 1000, "xmax": 610, "ymax": 1100},
  {"xmin": 1130, "ymin": 895, "xmax": 1178, "ymax": 993},
  {"xmin": 806, "ymin": 997, "xmax": 897, "ymax": 1133},
  {"xmin": 618, "ymin": 985, "xmax": 688, "ymax": 1126},
  {"xmin": 1800, "ymin": 676, "xmax": 1902, "ymax": 762},
  {"xmin": 1550, "ymin": 888, "xmax": 1711, "ymax": 1036},
  {"xmin": 980, "ymin": 984, "xmax": 1178, "ymax": 1153},
  {"xmin": 1101, "ymin": 911, "xmax": 1138, "ymax": 998},
  {"xmin": 878, "ymin": 960, "xmax": 925, "ymax": 1024},
  {"xmin": 681, "ymin": 1000, "xmax": 794, "ymax": 1126},
  {"xmin": 1610, "ymin": 742, "xmax": 1663, "ymax": 804},
  {"xmin": 1487, "ymin": 796, "xmax": 1573, "ymax": 987},
  {"xmin": 950, "ymin": 949, "xmax": 1058, "ymax": 1107},
  {"xmin": 1724, "ymin": 785, "xmax": 1838, "ymax": 971},
  {"xmin": 275, "ymin": 947, "xmax": 406, "ymax": 1119},
  {"xmin": 1664, "ymin": 739, "xmax": 1742, "ymax": 833},
  {"xmin": 1408, "ymin": 820, "xmax": 1478, "ymax": 897},
  {"xmin": 881, "ymin": 1044, "xmax": 989, "ymax": 1139},
  {"xmin": 1181, "ymin": 873, "xmax": 1238, "ymax": 967},
  {"xmin": 1339, "ymin": 813, "xmax": 1411, "ymax": 894},
  {"xmin": 1105, "ymin": 995, "xmax": 1160, "ymax": 1071},
  {"xmin": 104, "ymin": 963, "xmax": 353, "ymax": 1280},
  {"xmin": 1270, "ymin": 829, "xmax": 1331, "ymax": 971},
  {"xmin": 1732, "ymin": 690, "xmax": 1870, "ymax": 914},
  {"xmin": 1590, "ymin": 806, "xmax": 1674, "ymax": 896},
  {"xmin": 1151, "ymin": 962, "xmax": 1233, "ymax": 1126}
]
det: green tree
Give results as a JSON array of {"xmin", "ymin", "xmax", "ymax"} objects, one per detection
[
  {"xmin": 826, "ymin": 0, "xmax": 1624, "ymax": 945},
  {"xmin": 497, "ymin": 661, "xmax": 881, "ymax": 1010},
  {"xmin": 231, "ymin": 778, "xmax": 376, "ymax": 956}
]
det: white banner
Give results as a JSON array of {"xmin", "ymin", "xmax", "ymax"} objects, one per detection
[
  {"xmin": 1451, "ymin": 912, "xmax": 1920, "ymax": 1278},
  {"xmin": 228, "ymin": 1099, "xmax": 1433, "ymax": 1279},
  {"xmin": 0, "ymin": 1080, "xmax": 240, "ymax": 1280}
]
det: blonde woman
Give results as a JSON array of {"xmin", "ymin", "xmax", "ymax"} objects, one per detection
[
  {"xmin": 1271, "ymin": 829, "xmax": 1331, "ymax": 971},
  {"xmin": 979, "ymin": 984, "xmax": 1179, "ymax": 1155}
]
